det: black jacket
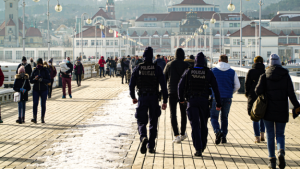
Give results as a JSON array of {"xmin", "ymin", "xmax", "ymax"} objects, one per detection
[
  {"xmin": 121, "ymin": 59, "xmax": 130, "ymax": 73},
  {"xmin": 16, "ymin": 63, "xmax": 32, "ymax": 77},
  {"xmin": 13, "ymin": 74, "xmax": 31, "ymax": 101},
  {"xmin": 30, "ymin": 66, "xmax": 51, "ymax": 91},
  {"xmin": 108, "ymin": 60, "xmax": 116, "ymax": 69},
  {"xmin": 163, "ymin": 50, "xmax": 189, "ymax": 94},
  {"xmin": 245, "ymin": 63, "xmax": 265, "ymax": 115},
  {"xmin": 154, "ymin": 58, "xmax": 166, "ymax": 71},
  {"xmin": 60, "ymin": 62, "xmax": 73, "ymax": 78},
  {"xmin": 255, "ymin": 65, "xmax": 300, "ymax": 123},
  {"xmin": 184, "ymin": 59, "xmax": 195, "ymax": 67},
  {"xmin": 74, "ymin": 63, "xmax": 84, "ymax": 75}
]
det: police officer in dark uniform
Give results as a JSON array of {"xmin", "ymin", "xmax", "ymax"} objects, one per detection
[
  {"xmin": 178, "ymin": 52, "xmax": 222, "ymax": 156},
  {"xmin": 129, "ymin": 47, "xmax": 168, "ymax": 154}
]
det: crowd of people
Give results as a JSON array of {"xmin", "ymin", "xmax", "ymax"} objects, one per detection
[{"xmin": 129, "ymin": 47, "xmax": 300, "ymax": 169}]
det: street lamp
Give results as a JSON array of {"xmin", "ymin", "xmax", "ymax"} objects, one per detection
[
  {"xmin": 95, "ymin": 22, "xmax": 101, "ymax": 63},
  {"xmin": 117, "ymin": 33, "xmax": 121, "ymax": 58},
  {"xmin": 202, "ymin": 22, "xmax": 208, "ymax": 58},
  {"xmin": 198, "ymin": 28, "xmax": 203, "ymax": 52},
  {"xmin": 211, "ymin": 12, "xmax": 222, "ymax": 55},
  {"xmin": 80, "ymin": 13, "xmax": 92, "ymax": 58},
  {"xmin": 228, "ymin": 0, "xmax": 251, "ymax": 67},
  {"xmin": 55, "ymin": 3, "xmax": 62, "ymax": 12}
]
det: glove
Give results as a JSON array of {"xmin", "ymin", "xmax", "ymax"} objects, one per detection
[
  {"xmin": 39, "ymin": 78, "xmax": 43, "ymax": 82},
  {"xmin": 293, "ymin": 107, "xmax": 300, "ymax": 119}
]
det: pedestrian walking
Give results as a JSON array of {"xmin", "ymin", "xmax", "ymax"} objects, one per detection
[
  {"xmin": 210, "ymin": 55, "xmax": 240, "ymax": 145},
  {"xmin": 108, "ymin": 57, "xmax": 116, "ymax": 77},
  {"xmin": 163, "ymin": 48, "xmax": 190, "ymax": 143},
  {"xmin": 74, "ymin": 58, "xmax": 84, "ymax": 86},
  {"xmin": 245, "ymin": 56, "xmax": 266, "ymax": 143},
  {"xmin": 129, "ymin": 47, "xmax": 168, "ymax": 154},
  {"xmin": 255, "ymin": 54, "xmax": 300, "ymax": 169},
  {"xmin": 121, "ymin": 57, "xmax": 130, "ymax": 84},
  {"xmin": 178, "ymin": 52, "xmax": 222, "ymax": 156},
  {"xmin": 16, "ymin": 56, "xmax": 32, "ymax": 77},
  {"xmin": 154, "ymin": 55, "xmax": 166, "ymax": 71},
  {"xmin": 29, "ymin": 58, "xmax": 51, "ymax": 123},
  {"xmin": 98, "ymin": 56, "xmax": 106, "ymax": 78},
  {"xmin": 48, "ymin": 58, "xmax": 57, "ymax": 99},
  {"xmin": 13, "ymin": 66, "xmax": 31, "ymax": 124},
  {"xmin": 30, "ymin": 58, "xmax": 37, "ymax": 68},
  {"xmin": 60, "ymin": 57, "xmax": 73, "ymax": 99},
  {"xmin": 131, "ymin": 55, "xmax": 143, "ymax": 71},
  {"xmin": 0, "ymin": 66, "xmax": 3, "ymax": 123},
  {"xmin": 184, "ymin": 55, "xmax": 195, "ymax": 67}
]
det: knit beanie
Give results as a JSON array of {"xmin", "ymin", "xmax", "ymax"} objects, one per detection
[
  {"xmin": 190, "ymin": 55, "xmax": 195, "ymax": 60},
  {"xmin": 143, "ymin": 47, "xmax": 153, "ymax": 62},
  {"xmin": 48, "ymin": 58, "xmax": 53, "ymax": 63},
  {"xmin": 18, "ymin": 66, "xmax": 25, "ymax": 74},
  {"xmin": 37, "ymin": 58, "xmax": 43, "ymax": 65},
  {"xmin": 22, "ymin": 56, "xmax": 27, "ymax": 61},
  {"xmin": 270, "ymin": 54, "xmax": 281, "ymax": 66}
]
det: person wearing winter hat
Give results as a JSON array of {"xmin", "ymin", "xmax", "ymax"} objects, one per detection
[
  {"xmin": 255, "ymin": 53, "xmax": 300, "ymax": 169},
  {"xmin": 16, "ymin": 56, "xmax": 32, "ymax": 77},
  {"xmin": 164, "ymin": 48, "xmax": 190, "ymax": 144},
  {"xmin": 178, "ymin": 52, "xmax": 222, "ymax": 156},
  {"xmin": 48, "ymin": 58, "xmax": 57, "ymax": 98},
  {"xmin": 30, "ymin": 58, "xmax": 51, "ymax": 123},
  {"xmin": 184, "ymin": 55, "xmax": 195, "ymax": 67},
  {"xmin": 129, "ymin": 46, "xmax": 168, "ymax": 154},
  {"xmin": 13, "ymin": 66, "xmax": 31, "ymax": 124},
  {"xmin": 74, "ymin": 58, "xmax": 84, "ymax": 86}
]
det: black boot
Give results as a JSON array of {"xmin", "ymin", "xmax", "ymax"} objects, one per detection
[
  {"xmin": 268, "ymin": 158, "xmax": 276, "ymax": 169},
  {"xmin": 22, "ymin": 117, "xmax": 25, "ymax": 123},
  {"xmin": 278, "ymin": 150, "xmax": 286, "ymax": 169},
  {"xmin": 16, "ymin": 117, "xmax": 22, "ymax": 124},
  {"xmin": 194, "ymin": 151, "xmax": 202, "ymax": 157},
  {"xmin": 41, "ymin": 116, "xmax": 45, "ymax": 123},
  {"xmin": 215, "ymin": 131, "xmax": 223, "ymax": 145},
  {"xmin": 31, "ymin": 115, "xmax": 37, "ymax": 123},
  {"xmin": 148, "ymin": 148, "xmax": 155, "ymax": 154},
  {"xmin": 140, "ymin": 138, "xmax": 148, "ymax": 154}
]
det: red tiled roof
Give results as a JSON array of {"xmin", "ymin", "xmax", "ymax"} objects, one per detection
[
  {"xmin": 289, "ymin": 30, "xmax": 297, "ymax": 36},
  {"xmin": 227, "ymin": 30, "xmax": 231, "ymax": 34},
  {"xmin": 0, "ymin": 21, "xmax": 6, "ymax": 30},
  {"xmin": 136, "ymin": 13, "xmax": 168, "ymax": 22},
  {"xmin": 7, "ymin": 19, "xmax": 15, "ymax": 26},
  {"xmin": 174, "ymin": 0, "xmax": 211, "ymax": 6},
  {"xmin": 161, "ymin": 12, "xmax": 251, "ymax": 21},
  {"xmin": 230, "ymin": 25, "xmax": 278, "ymax": 37},
  {"xmin": 131, "ymin": 31, "xmax": 138, "ymax": 37},
  {"xmin": 279, "ymin": 30, "xmax": 286, "ymax": 36},
  {"xmin": 18, "ymin": 19, "xmax": 26, "ymax": 30},
  {"xmin": 75, "ymin": 26, "xmax": 114, "ymax": 37},
  {"xmin": 141, "ymin": 31, "xmax": 148, "ymax": 36},
  {"xmin": 92, "ymin": 8, "xmax": 110, "ymax": 20},
  {"xmin": 25, "ymin": 27, "xmax": 42, "ymax": 37},
  {"xmin": 0, "ymin": 27, "xmax": 5, "ymax": 36},
  {"xmin": 163, "ymin": 31, "xmax": 169, "ymax": 36},
  {"xmin": 271, "ymin": 13, "xmax": 300, "ymax": 22}
]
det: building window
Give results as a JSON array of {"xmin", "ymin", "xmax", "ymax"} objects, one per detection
[
  {"xmin": 267, "ymin": 51, "xmax": 271, "ymax": 57},
  {"xmin": 10, "ymin": 3, "xmax": 13, "ymax": 8},
  {"xmin": 115, "ymin": 40, "xmax": 118, "ymax": 46},
  {"xmin": 165, "ymin": 22, "xmax": 171, "ymax": 28},
  {"xmin": 233, "ymin": 39, "xmax": 245, "ymax": 45},
  {"xmin": 248, "ymin": 39, "xmax": 256, "ymax": 46},
  {"xmin": 215, "ymin": 23, "xmax": 219, "ymax": 28},
  {"xmin": 162, "ymin": 39, "xmax": 170, "ymax": 46},
  {"xmin": 91, "ymin": 40, "xmax": 95, "ymax": 46},
  {"xmin": 288, "ymin": 38, "xmax": 298, "ymax": 44},
  {"xmin": 141, "ymin": 39, "xmax": 149, "ymax": 46},
  {"xmin": 5, "ymin": 51, "xmax": 12, "ymax": 59},
  {"xmin": 106, "ymin": 40, "xmax": 109, "ymax": 46},
  {"xmin": 278, "ymin": 38, "xmax": 287, "ymax": 44},
  {"xmin": 281, "ymin": 17, "xmax": 289, "ymax": 21},
  {"xmin": 151, "ymin": 39, "xmax": 160, "ymax": 46},
  {"xmin": 30, "ymin": 38, "xmax": 33, "ymax": 43},
  {"xmin": 9, "ymin": 14, "xmax": 13, "ymax": 19},
  {"xmin": 225, "ymin": 49, "xmax": 230, "ymax": 55},
  {"xmin": 9, "ymin": 36, "xmax": 11, "ymax": 41},
  {"xmin": 252, "ymin": 51, "xmax": 256, "ymax": 58},
  {"xmin": 224, "ymin": 39, "xmax": 230, "ymax": 44}
]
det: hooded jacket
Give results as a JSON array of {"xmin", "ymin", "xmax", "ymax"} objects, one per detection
[
  {"xmin": 74, "ymin": 62, "xmax": 84, "ymax": 75},
  {"xmin": 0, "ymin": 68, "xmax": 4, "ymax": 87},
  {"xmin": 13, "ymin": 74, "xmax": 31, "ymax": 101},
  {"xmin": 164, "ymin": 48, "xmax": 189, "ymax": 94},
  {"xmin": 245, "ymin": 63, "xmax": 265, "ymax": 115},
  {"xmin": 154, "ymin": 58, "xmax": 166, "ymax": 71},
  {"xmin": 60, "ymin": 61, "xmax": 73, "ymax": 78},
  {"xmin": 30, "ymin": 65, "xmax": 51, "ymax": 91},
  {"xmin": 255, "ymin": 65, "xmax": 300, "ymax": 123},
  {"xmin": 212, "ymin": 62, "xmax": 240, "ymax": 98},
  {"xmin": 98, "ymin": 56, "xmax": 106, "ymax": 68}
]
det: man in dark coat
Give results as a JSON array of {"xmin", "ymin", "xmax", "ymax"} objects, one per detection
[
  {"xmin": 163, "ymin": 48, "xmax": 190, "ymax": 143},
  {"xmin": 178, "ymin": 52, "xmax": 222, "ymax": 156},
  {"xmin": 60, "ymin": 57, "xmax": 73, "ymax": 98},
  {"xmin": 48, "ymin": 58, "xmax": 57, "ymax": 98},
  {"xmin": 129, "ymin": 47, "xmax": 168, "ymax": 154},
  {"xmin": 16, "ymin": 56, "xmax": 32, "ymax": 77},
  {"xmin": 74, "ymin": 58, "xmax": 84, "ymax": 86},
  {"xmin": 121, "ymin": 57, "xmax": 130, "ymax": 84},
  {"xmin": 108, "ymin": 57, "xmax": 116, "ymax": 77},
  {"xmin": 184, "ymin": 55, "xmax": 195, "ymax": 67},
  {"xmin": 154, "ymin": 55, "xmax": 166, "ymax": 71}
]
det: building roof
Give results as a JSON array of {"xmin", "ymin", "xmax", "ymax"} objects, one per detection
[
  {"xmin": 141, "ymin": 31, "xmax": 148, "ymax": 36},
  {"xmin": 25, "ymin": 27, "xmax": 42, "ymax": 37},
  {"xmin": 160, "ymin": 12, "xmax": 251, "ymax": 21},
  {"xmin": 289, "ymin": 30, "xmax": 297, "ymax": 36},
  {"xmin": 0, "ymin": 28, "xmax": 5, "ymax": 36},
  {"xmin": 131, "ymin": 31, "xmax": 138, "ymax": 37},
  {"xmin": 75, "ymin": 26, "xmax": 114, "ymax": 37},
  {"xmin": 92, "ymin": 8, "xmax": 110, "ymax": 20},
  {"xmin": 271, "ymin": 13, "xmax": 300, "ymax": 22},
  {"xmin": 18, "ymin": 19, "xmax": 26, "ymax": 30},
  {"xmin": 279, "ymin": 30, "xmax": 286, "ymax": 36},
  {"xmin": 153, "ymin": 31, "xmax": 159, "ymax": 37},
  {"xmin": 163, "ymin": 31, "xmax": 169, "ymax": 37},
  {"xmin": 173, "ymin": 0, "xmax": 211, "ymax": 6},
  {"xmin": 136, "ymin": 13, "xmax": 168, "ymax": 22},
  {"xmin": 7, "ymin": 19, "xmax": 15, "ymax": 26},
  {"xmin": 230, "ymin": 25, "xmax": 278, "ymax": 37},
  {"xmin": 0, "ymin": 21, "xmax": 5, "ymax": 30}
]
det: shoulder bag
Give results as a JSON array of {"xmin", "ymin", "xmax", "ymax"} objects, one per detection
[{"xmin": 250, "ymin": 94, "xmax": 267, "ymax": 122}]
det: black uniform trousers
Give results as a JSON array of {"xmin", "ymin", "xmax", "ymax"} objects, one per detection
[
  {"xmin": 187, "ymin": 96, "xmax": 210, "ymax": 151},
  {"xmin": 136, "ymin": 94, "xmax": 161, "ymax": 149},
  {"xmin": 169, "ymin": 94, "xmax": 187, "ymax": 136}
]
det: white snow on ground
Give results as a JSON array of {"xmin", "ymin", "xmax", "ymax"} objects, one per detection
[{"xmin": 33, "ymin": 91, "xmax": 137, "ymax": 169}]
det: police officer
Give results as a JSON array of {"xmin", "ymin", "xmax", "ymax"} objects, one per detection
[
  {"xmin": 129, "ymin": 47, "xmax": 168, "ymax": 154},
  {"xmin": 178, "ymin": 52, "xmax": 222, "ymax": 156}
]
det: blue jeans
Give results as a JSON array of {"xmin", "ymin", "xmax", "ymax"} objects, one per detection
[
  {"xmin": 210, "ymin": 98, "xmax": 232, "ymax": 138},
  {"xmin": 99, "ymin": 67, "xmax": 105, "ymax": 77},
  {"xmin": 110, "ymin": 68, "xmax": 115, "ymax": 76},
  {"xmin": 264, "ymin": 120, "xmax": 286, "ymax": 157},
  {"xmin": 33, "ymin": 90, "xmax": 48, "ymax": 118},
  {"xmin": 18, "ymin": 101, "xmax": 26, "ymax": 118},
  {"xmin": 253, "ymin": 120, "xmax": 265, "ymax": 136}
]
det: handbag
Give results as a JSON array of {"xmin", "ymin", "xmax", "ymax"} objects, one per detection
[
  {"xmin": 250, "ymin": 94, "xmax": 267, "ymax": 122},
  {"xmin": 14, "ymin": 79, "xmax": 26, "ymax": 103}
]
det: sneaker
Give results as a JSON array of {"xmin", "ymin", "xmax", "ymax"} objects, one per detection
[
  {"xmin": 278, "ymin": 150, "xmax": 286, "ymax": 169},
  {"xmin": 180, "ymin": 133, "xmax": 188, "ymax": 141},
  {"xmin": 148, "ymin": 148, "xmax": 155, "ymax": 154},
  {"xmin": 222, "ymin": 138, "xmax": 227, "ymax": 144},
  {"xmin": 62, "ymin": 95, "xmax": 66, "ymax": 99},
  {"xmin": 268, "ymin": 158, "xmax": 276, "ymax": 169},
  {"xmin": 140, "ymin": 138, "xmax": 148, "ymax": 154},
  {"xmin": 194, "ymin": 151, "xmax": 202, "ymax": 157},
  {"xmin": 16, "ymin": 118, "xmax": 22, "ymax": 124},
  {"xmin": 69, "ymin": 95, "xmax": 72, "ymax": 99},
  {"xmin": 173, "ymin": 136, "xmax": 181, "ymax": 144},
  {"xmin": 215, "ymin": 131, "xmax": 223, "ymax": 145}
]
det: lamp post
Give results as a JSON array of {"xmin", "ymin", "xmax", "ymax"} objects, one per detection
[
  {"xmin": 109, "ymin": 29, "xmax": 113, "ymax": 58},
  {"xmin": 95, "ymin": 22, "xmax": 101, "ymax": 64},
  {"xmin": 202, "ymin": 22, "xmax": 208, "ymax": 58},
  {"xmin": 81, "ymin": 13, "xmax": 92, "ymax": 59},
  {"xmin": 117, "ymin": 33, "xmax": 121, "ymax": 58},
  {"xmin": 100, "ymin": 25, "xmax": 105, "ymax": 59},
  {"xmin": 210, "ymin": 12, "xmax": 222, "ymax": 55},
  {"xmin": 228, "ymin": 0, "xmax": 250, "ymax": 67},
  {"xmin": 258, "ymin": 0, "xmax": 263, "ymax": 56},
  {"xmin": 72, "ymin": 27, "xmax": 76, "ymax": 65},
  {"xmin": 198, "ymin": 27, "xmax": 203, "ymax": 52}
]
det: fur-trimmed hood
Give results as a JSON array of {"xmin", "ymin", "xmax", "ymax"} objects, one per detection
[{"xmin": 15, "ymin": 74, "xmax": 29, "ymax": 79}]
